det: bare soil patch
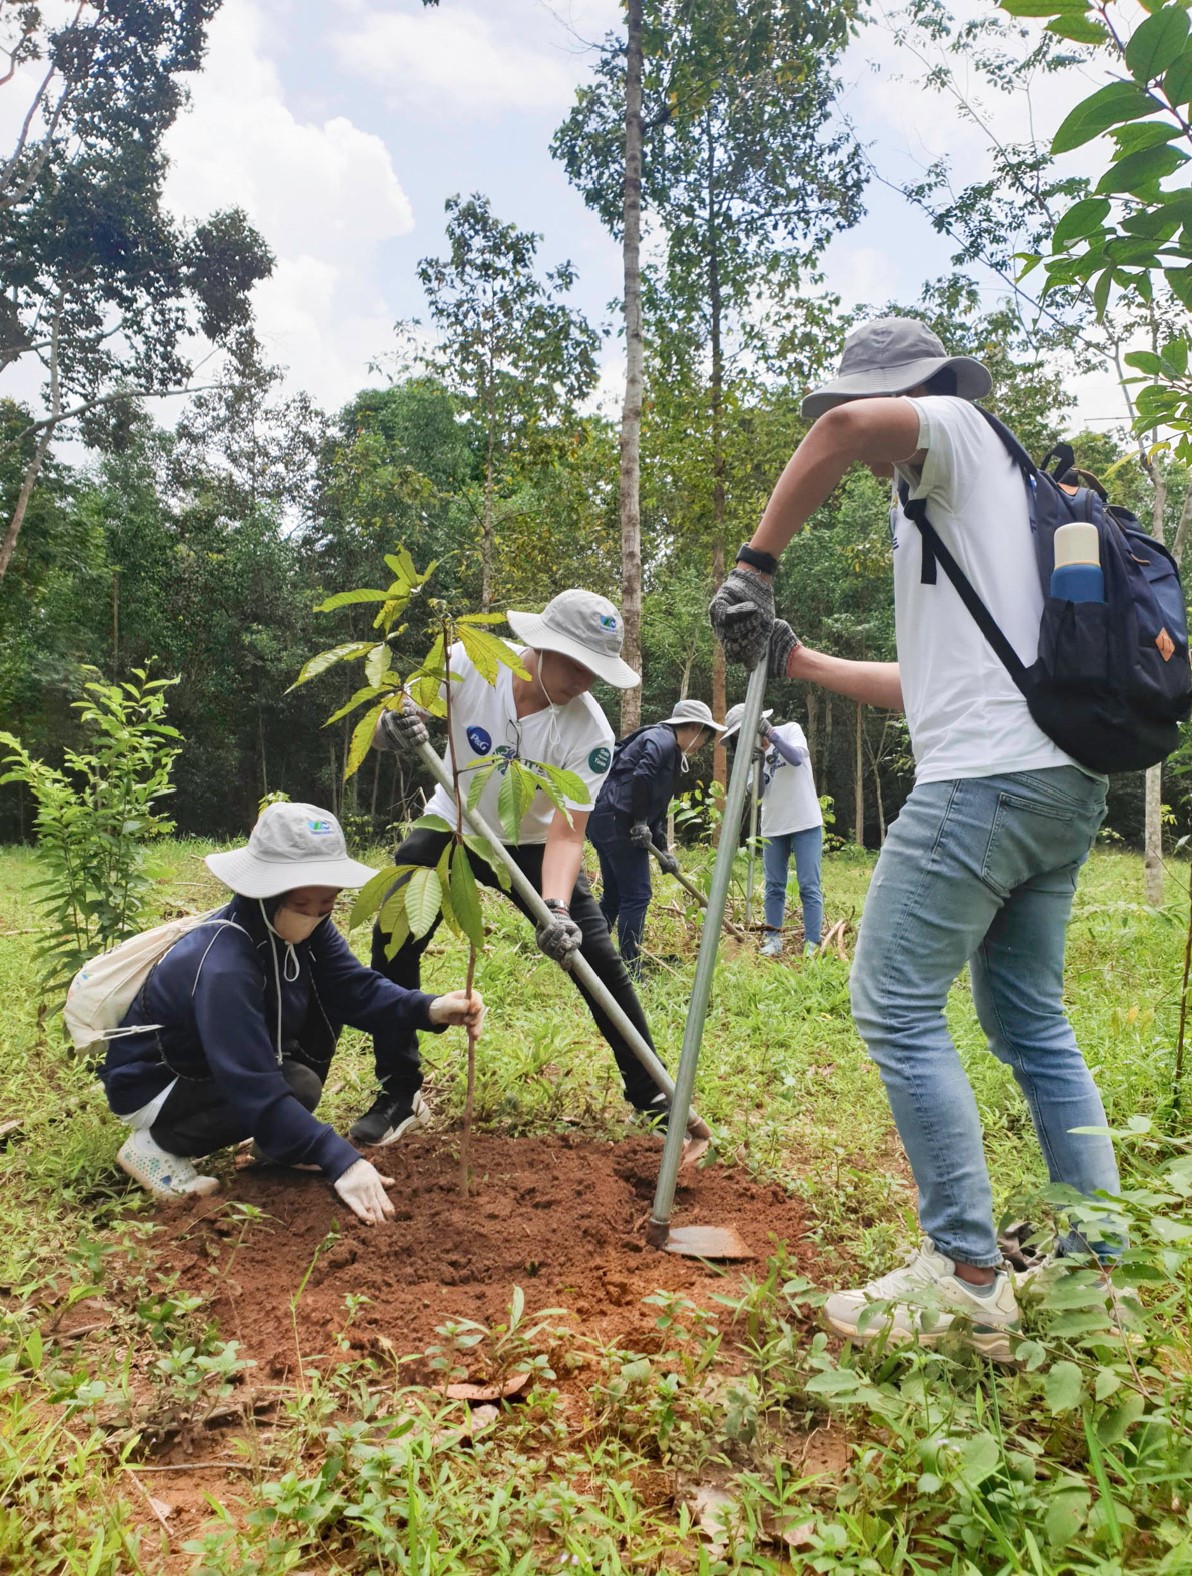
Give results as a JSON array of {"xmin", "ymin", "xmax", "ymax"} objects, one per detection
[{"xmin": 155, "ymin": 1134, "xmax": 819, "ymax": 1380}]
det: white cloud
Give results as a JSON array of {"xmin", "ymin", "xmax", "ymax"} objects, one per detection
[
  {"xmin": 162, "ymin": 0, "xmax": 415, "ymax": 409},
  {"xmin": 332, "ymin": 1, "xmax": 581, "ymax": 115}
]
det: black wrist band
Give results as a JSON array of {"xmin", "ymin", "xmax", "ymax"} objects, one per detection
[{"xmin": 736, "ymin": 543, "xmax": 778, "ymax": 576}]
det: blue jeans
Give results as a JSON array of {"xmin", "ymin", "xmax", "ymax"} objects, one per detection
[
  {"xmin": 762, "ymin": 827, "xmax": 824, "ymax": 945},
  {"xmin": 592, "ymin": 837, "xmax": 653, "ymax": 974},
  {"xmin": 850, "ymin": 767, "xmax": 1119, "ymax": 1267}
]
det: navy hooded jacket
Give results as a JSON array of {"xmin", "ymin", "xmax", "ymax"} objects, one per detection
[
  {"xmin": 99, "ymin": 896, "xmax": 441, "ymax": 1179},
  {"xmin": 588, "ymin": 723, "xmax": 682, "ymax": 850}
]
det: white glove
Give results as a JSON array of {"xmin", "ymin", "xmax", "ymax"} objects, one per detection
[
  {"xmin": 333, "ymin": 1158, "xmax": 396, "ymax": 1226},
  {"xmin": 428, "ymin": 989, "xmax": 486, "ymax": 1038}
]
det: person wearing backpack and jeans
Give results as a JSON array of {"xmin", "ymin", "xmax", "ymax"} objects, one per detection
[{"xmin": 710, "ymin": 317, "xmax": 1122, "ymax": 1360}]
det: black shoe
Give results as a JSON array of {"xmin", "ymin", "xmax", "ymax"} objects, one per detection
[
  {"xmin": 348, "ymin": 1090, "xmax": 429, "ymax": 1146},
  {"xmin": 633, "ymin": 1092, "xmax": 671, "ymax": 1133}
]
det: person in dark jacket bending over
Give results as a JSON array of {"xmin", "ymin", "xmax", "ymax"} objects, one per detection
[
  {"xmin": 100, "ymin": 803, "xmax": 483, "ymax": 1225},
  {"xmin": 587, "ymin": 699, "xmax": 724, "ymax": 977}
]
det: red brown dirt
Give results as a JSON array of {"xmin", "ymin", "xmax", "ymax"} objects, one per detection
[{"xmin": 155, "ymin": 1134, "xmax": 820, "ymax": 1382}]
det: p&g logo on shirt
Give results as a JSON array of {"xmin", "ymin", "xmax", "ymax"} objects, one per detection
[
  {"xmin": 588, "ymin": 746, "xmax": 611, "ymax": 772},
  {"xmin": 466, "ymin": 726, "xmax": 492, "ymax": 755}
]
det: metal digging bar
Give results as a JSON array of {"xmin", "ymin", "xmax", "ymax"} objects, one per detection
[
  {"xmin": 743, "ymin": 754, "xmax": 762, "ymax": 930},
  {"xmin": 414, "ymin": 738, "xmax": 712, "ymax": 1146},
  {"xmin": 646, "ymin": 660, "xmax": 769, "ymax": 1259},
  {"xmin": 646, "ymin": 844, "xmax": 745, "ymax": 942}
]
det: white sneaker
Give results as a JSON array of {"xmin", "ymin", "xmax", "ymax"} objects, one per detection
[
  {"xmin": 824, "ymin": 1244, "xmax": 1020, "ymax": 1361},
  {"xmin": 760, "ymin": 935, "xmax": 783, "ymax": 958},
  {"xmin": 117, "ymin": 1130, "xmax": 220, "ymax": 1199}
]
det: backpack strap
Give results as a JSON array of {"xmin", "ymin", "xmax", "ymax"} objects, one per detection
[{"xmin": 901, "ymin": 496, "xmax": 1030, "ymax": 691}]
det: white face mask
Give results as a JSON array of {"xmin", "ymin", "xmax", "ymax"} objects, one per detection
[{"xmin": 270, "ymin": 907, "xmax": 324, "ymax": 945}]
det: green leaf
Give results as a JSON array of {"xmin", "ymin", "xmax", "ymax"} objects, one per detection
[
  {"xmin": 1047, "ymin": 12, "xmax": 1106, "ymax": 43},
  {"xmin": 349, "ymin": 865, "xmax": 397, "ymax": 928},
  {"xmin": 288, "ymin": 642, "xmax": 375, "ymax": 691},
  {"xmin": 1092, "ymin": 266, "xmax": 1114, "ymax": 319},
  {"xmin": 456, "ymin": 612, "xmax": 510, "ymax": 625},
  {"xmin": 1095, "ymin": 141, "xmax": 1188, "ymax": 193},
  {"xmin": 345, "ymin": 703, "xmax": 385, "ymax": 780},
  {"xmin": 404, "ymin": 866, "xmax": 442, "ymax": 940},
  {"xmin": 1126, "ymin": 4, "xmax": 1190, "ymax": 82},
  {"xmin": 1044, "ymin": 1359, "xmax": 1084, "ymax": 1413},
  {"xmin": 1164, "ymin": 47, "xmax": 1192, "ymax": 106},
  {"xmin": 436, "ymin": 841, "xmax": 456, "ymax": 934},
  {"xmin": 1052, "ymin": 80, "xmax": 1162, "ymax": 154},
  {"xmin": 1111, "ymin": 118, "xmax": 1186, "ymax": 155},
  {"xmin": 323, "ymin": 684, "xmax": 394, "ymax": 727},
  {"xmin": 1044, "ymin": 1486, "xmax": 1090, "ymax": 1550},
  {"xmin": 957, "ymin": 1433, "xmax": 1001, "ymax": 1488},
  {"xmin": 449, "ymin": 845, "xmax": 486, "ymax": 949},
  {"xmin": 378, "ymin": 889, "xmax": 412, "ymax": 959},
  {"xmin": 999, "ymin": 0, "xmax": 1077, "ymax": 15},
  {"xmin": 466, "ymin": 759, "xmax": 500, "ymax": 814},
  {"xmin": 413, "ymin": 813, "xmax": 452, "ymax": 834},
  {"xmin": 365, "ymin": 643, "xmax": 393, "ymax": 688},
  {"xmin": 497, "ymin": 761, "xmax": 537, "ymax": 843},
  {"xmin": 1053, "ymin": 196, "xmax": 1112, "ymax": 249},
  {"xmin": 313, "ymin": 588, "xmax": 392, "ymax": 611},
  {"xmin": 1094, "ymin": 1366, "xmax": 1121, "ymax": 1401},
  {"xmin": 463, "ymin": 834, "xmax": 511, "ymax": 890},
  {"xmin": 456, "ymin": 623, "xmax": 530, "ymax": 685}
]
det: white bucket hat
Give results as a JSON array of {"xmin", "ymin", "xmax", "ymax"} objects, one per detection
[
  {"xmin": 802, "ymin": 317, "xmax": 992, "ymax": 421},
  {"xmin": 657, "ymin": 698, "xmax": 725, "ymax": 733},
  {"xmin": 507, "ymin": 589, "xmax": 640, "ymax": 689},
  {"xmin": 205, "ymin": 802, "xmax": 378, "ymax": 898},
  {"xmin": 720, "ymin": 702, "xmax": 774, "ymax": 743}
]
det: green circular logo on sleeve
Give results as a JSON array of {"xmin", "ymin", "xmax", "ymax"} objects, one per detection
[{"xmin": 588, "ymin": 745, "xmax": 611, "ymax": 772}]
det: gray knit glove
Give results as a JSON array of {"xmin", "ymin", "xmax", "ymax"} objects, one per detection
[
  {"xmin": 535, "ymin": 901, "xmax": 582, "ymax": 966},
  {"xmin": 656, "ymin": 849, "xmax": 680, "ymax": 877},
  {"xmin": 375, "ymin": 696, "xmax": 429, "ymax": 757},
  {"xmin": 709, "ymin": 567, "xmax": 775, "ymax": 668},
  {"xmin": 768, "ymin": 619, "xmax": 802, "ymax": 682},
  {"xmin": 629, "ymin": 821, "xmax": 653, "ymax": 849}
]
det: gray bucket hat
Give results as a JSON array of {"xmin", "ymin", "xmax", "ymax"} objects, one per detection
[
  {"xmin": 205, "ymin": 802, "xmax": 378, "ymax": 898},
  {"xmin": 720, "ymin": 702, "xmax": 774, "ymax": 743},
  {"xmin": 507, "ymin": 589, "xmax": 640, "ymax": 689},
  {"xmin": 802, "ymin": 317, "xmax": 992, "ymax": 421},
  {"xmin": 657, "ymin": 698, "xmax": 725, "ymax": 733}
]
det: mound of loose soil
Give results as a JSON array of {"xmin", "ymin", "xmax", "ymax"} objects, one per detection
[{"xmin": 155, "ymin": 1134, "xmax": 818, "ymax": 1382}]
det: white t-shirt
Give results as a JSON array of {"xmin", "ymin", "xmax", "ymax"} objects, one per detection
[
  {"xmin": 760, "ymin": 721, "xmax": 822, "ymax": 837},
  {"xmin": 892, "ymin": 397, "xmax": 1076, "ymax": 784},
  {"xmin": 424, "ymin": 644, "xmax": 615, "ymax": 845}
]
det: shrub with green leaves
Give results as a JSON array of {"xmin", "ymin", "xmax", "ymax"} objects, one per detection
[
  {"xmin": 1008, "ymin": 0, "xmax": 1192, "ymax": 456},
  {"xmin": 0, "ymin": 667, "xmax": 181, "ymax": 1001}
]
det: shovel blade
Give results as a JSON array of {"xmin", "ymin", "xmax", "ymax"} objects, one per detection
[{"xmin": 661, "ymin": 1225, "xmax": 753, "ymax": 1261}]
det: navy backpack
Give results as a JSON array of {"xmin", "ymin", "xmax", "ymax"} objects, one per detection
[{"xmin": 899, "ymin": 409, "xmax": 1192, "ymax": 775}]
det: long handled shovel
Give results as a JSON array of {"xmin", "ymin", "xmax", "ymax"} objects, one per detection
[
  {"xmin": 645, "ymin": 661, "xmax": 769, "ymax": 1260},
  {"xmin": 413, "ymin": 739, "xmax": 712, "ymax": 1146},
  {"xmin": 743, "ymin": 755, "xmax": 762, "ymax": 929},
  {"xmin": 647, "ymin": 844, "xmax": 746, "ymax": 941}
]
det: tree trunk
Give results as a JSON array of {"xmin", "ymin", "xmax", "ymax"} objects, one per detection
[
  {"xmin": 706, "ymin": 117, "xmax": 727, "ymax": 812},
  {"xmin": 804, "ymin": 687, "xmax": 819, "ymax": 779},
  {"xmin": 111, "ymin": 568, "xmax": 120, "ymax": 677},
  {"xmin": 1145, "ymin": 466, "xmax": 1168, "ymax": 905},
  {"xmin": 617, "ymin": 0, "xmax": 644, "ymax": 736},
  {"xmin": 853, "ymin": 701, "xmax": 864, "ymax": 848},
  {"xmin": 0, "ymin": 300, "xmax": 60, "ymax": 585},
  {"xmin": 481, "ymin": 433, "xmax": 494, "ymax": 612}
]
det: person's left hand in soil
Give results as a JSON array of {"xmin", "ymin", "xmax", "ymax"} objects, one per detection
[
  {"xmin": 428, "ymin": 989, "xmax": 485, "ymax": 1037},
  {"xmin": 333, "ymin": 1157, "xmax": 396, "ymax": 1225}
]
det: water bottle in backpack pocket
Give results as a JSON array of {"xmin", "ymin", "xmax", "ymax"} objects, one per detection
[{"xmin": 901, "ymin": 411, "xmax": 1192, "ymax": 775}]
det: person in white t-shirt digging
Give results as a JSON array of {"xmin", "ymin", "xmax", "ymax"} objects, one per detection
[
  {"xmin": 710, "ymin": 317, "xmax": 1121, "ymax": 1362},
  {"xmin": 721, "ymin": 703, "xmax": 823, "ymax": 958},
  {"xmin": 350, "ymin": 590, "xmax": 674, "ymax": 1146}
]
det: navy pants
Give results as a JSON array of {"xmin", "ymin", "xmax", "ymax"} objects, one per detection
[{"xmin": 591, "ymin": 836, "xmax": 654, "ymax": 975}]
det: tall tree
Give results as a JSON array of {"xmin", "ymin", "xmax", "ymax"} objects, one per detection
[
  {"xmin": 554, "ymin": 0, "xmax": 865, "ymax": 777},
  {"xmin": 619, "ymin": 0, "xmax": 645, "ymax": 733},
  {"xmin": 0, "ymin": 0, "xmax": 273, "ymax": 583},
  {"xmin": 415, "ymin": 194, "xmax": 600, "ymax": 610}
]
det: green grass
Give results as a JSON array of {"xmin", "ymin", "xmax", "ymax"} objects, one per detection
[{"xmin": 2, "ymin": 837, "xmax": 1192, "ymax": 1573}]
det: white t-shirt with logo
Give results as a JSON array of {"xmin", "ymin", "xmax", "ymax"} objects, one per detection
[
  {"xmin": 423, "ymin": 644, "xmax": 615, "ymax": 845},
  {"xmin": 760, "ymin": 721, "xmax": 823, "ymax": 838},
  {"xmin": 892, "ymin": 397, "xmax": 1076, "ymax": 784}
]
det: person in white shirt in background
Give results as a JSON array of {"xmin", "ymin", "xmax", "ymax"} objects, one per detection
[
  {"xmin": 710, "ymin": 317, "xmax": 1121, "ymax": 1361},
  {"xmin": 721, "ymin": 703, "xmax": 823, "ymax": 958}
]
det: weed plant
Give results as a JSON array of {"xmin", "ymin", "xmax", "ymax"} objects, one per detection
[{"xmin": 1, "ymin": 840, "xmax": 1191, "ymax": 1570}]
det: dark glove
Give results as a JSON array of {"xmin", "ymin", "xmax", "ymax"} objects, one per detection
[
  {"xmin": 375, "ymin": 695, "xmax": 429, "ymax": 757},
  {"xmin": 656, "ymin": 849, "xmax": 680, "ymax": 877},
  {"xmin": 768, "ymin": 619, "xmax": 801, "ymax": 682},
  {"xmin": 709, "ymin": 566, "xmax": 775, "ymax": 669},
  {"xmin": 535, "ymin": 901, "xmax": 582, "ymax": 966},
  {"xmin": 629, "ymin": 821, "xmax": 653, "ymax": 849}
]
